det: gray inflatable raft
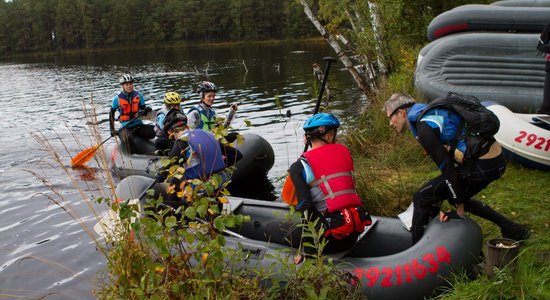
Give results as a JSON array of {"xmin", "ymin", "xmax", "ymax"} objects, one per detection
[
  {"xmin": 427, "ymin": 4, "xmax": 550, "ymax": 41},
  {"xmin": 415, "ymin": 32, "xmax": 545, "ymax": 112}
]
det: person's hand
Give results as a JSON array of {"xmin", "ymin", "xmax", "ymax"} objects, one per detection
[
  {"xmin": 439, "ymin": 210, "xmax": 464, "ymax": 222},
  {"xmin": 230, "ymin": 103, "xmax": 238, "ymax": 111},
  {"xmin": 140, "ymin": 106, "xmax": 152, "ymax": 115},
  {"xmin": 110, "ymin": 129, "xmax": 118, "ymax": 137}
]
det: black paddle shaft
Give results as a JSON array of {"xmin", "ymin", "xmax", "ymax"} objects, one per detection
[
  {"xmin": 303, "ymin": 56, "xmax": 337, "ymax": 153},
  {"xmin": 313, "ymin": 57, "xmax": 337, "ymax": 115}
]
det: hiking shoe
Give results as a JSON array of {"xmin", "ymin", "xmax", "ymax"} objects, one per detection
[{"xmin": 501, "ymin": 223, "xmax": 530, "ymax": 241}]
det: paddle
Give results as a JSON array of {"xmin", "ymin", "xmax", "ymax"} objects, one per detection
[
  {"xmin": 303, "ymin": 56, "xmax": 337, "ymax": 153},
  {"xmin": 71, "ymin": 112, "xmax": 144, "ymax": 167},
  {"xmin": 283, "ymin": 57, "xmax": 337, "ymax": 205}
]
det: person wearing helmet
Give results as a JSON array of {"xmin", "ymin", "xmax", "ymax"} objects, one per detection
[
  {"xmin": 155, "ymin": 109, "xmax": 242, "ymax": 210},
  {"xmin": 384, "ymin": 93, "xmax": 529, "ymax": 244},
  {"xmin": 154, "ymin": 91, "xmax": 184, "ymax": 153},
  {"xmin": 285, "ymin": 113, "xmax": 372, "ymax": 262},
  {"xmin": 109, "ymin": 74, "xmax": 154, "ymax": 154},
  {"xmin": 187, "ymin": 81, "xmax": 238, "ymax": 134}
]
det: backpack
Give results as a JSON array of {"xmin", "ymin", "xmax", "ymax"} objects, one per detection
[{"xmin": 417, "ymin": 92, "xmax": 500, "ymax": 162}]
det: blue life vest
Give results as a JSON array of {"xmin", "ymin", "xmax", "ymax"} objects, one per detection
[
  {"xmin": 154, "ymin": 107, "xmax": 171, "ymax": 137},
  {"xmin": 180, "ymin": 129, "xmax": 226, "ymax": 180},
  {"xmin": 407, "ymin": 103, "xmax": 467, "ymax": 154}
]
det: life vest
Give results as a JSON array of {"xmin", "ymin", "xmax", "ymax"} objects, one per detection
[
  {"xmin": 154, "ymin": 107, "xmax": 170, "ymax": 137},
  {"xmin": 181, "ymin": 129, "xmax": 226, "ymax": 180},
  {"xmin": 302, "ymin": 144, "xmax": 362, "ymax": 213},
  {"xmin": 407, "ymin": 103, "xmax": 467, "ymax": 156},
  {"xmin": 117, "ymin": 91, "xmax": 141, "ymax": 121},
  {"xmin": 188, "ymin": 104, "xmax": 216, "ymax": 131}
]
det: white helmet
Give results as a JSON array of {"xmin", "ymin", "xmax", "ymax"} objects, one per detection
[{"xmin": 119, "ymin": 74, "xmax": 134, "ymax": 84}]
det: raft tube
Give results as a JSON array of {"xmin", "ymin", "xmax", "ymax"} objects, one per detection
[
  {"xmin": 485, "ymin": 102, "xmax": 550, "ymax": 170},
  {"xmin": 114, "ymin": 175, "xmax": 483, "ymax": 300},
  {"xmin": 109, "ymin": 132, "xmax": 275, "ymax": 182},
  {"xmin": 427, "ymin": 4, "xmax": 550, "ymax": 41},
  {"xmin": 492, "ymin": 0, "xmax": 550, "ymax": 7},
  {"xmin": 415, "ymin": 32, "xmax": 546, "ymax": 113}
]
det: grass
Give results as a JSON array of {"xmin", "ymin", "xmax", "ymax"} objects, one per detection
[{"xmin": 345, "ymin": 63, "xmax": 550, "ymax": 299}]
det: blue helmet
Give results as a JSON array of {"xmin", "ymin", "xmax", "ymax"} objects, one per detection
[{"xmin": 303, "ymin": 113, "xmax": 340, "ymax": 131}]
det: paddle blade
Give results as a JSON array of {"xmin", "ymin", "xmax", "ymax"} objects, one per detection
[{"xmin": 71, "ymin": 146, "xmax": 99, "ymax": 167}]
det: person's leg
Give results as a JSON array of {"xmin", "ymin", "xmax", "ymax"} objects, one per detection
[
  {"xmin": 118, "ymin": 127, "xmax": 135, "ymax": 154},
  {"xmin": 155, "ymin": 136, "xmax": 169, "ymax": 152},
  {"xmin": 537, "ymin": 59, "xmax": 550, "ymax": 114},
  {"xmin": 460, "ymin": 156, "xmax": 529, "ymax": 240},
  {"xmin": 138, "ymin": 124, "xmax": 156, "ymax": 140},
  {"xmin": 411, "ymin": 175, "xmax": 449, "ymax": 244}
]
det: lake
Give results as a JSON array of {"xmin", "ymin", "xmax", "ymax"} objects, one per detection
[{"xmin": 0, "ymin": 40, "xmax": 366, "ymax": 298}]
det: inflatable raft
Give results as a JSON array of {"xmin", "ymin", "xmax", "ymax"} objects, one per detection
[
  {"xmin": 492, "ymin": 0, "xmax": 550, "ymax": 7},
  {"xmin": 485, "ymin": 102, "xmax": 550, "ymax": 170},
  {"xmin": 106, "ymin": 175, "xmax": 484, "ymax": 300},
  {"xmin": 415, "ymin": 32, "xmax": 546, "ymax": 113},
  {"xmin": 427, "ymin": 4, "xmax": 550, "ymax": 41},
  {"xmin": 109, "ymin": 132, "xmax": 275, "ymax": 183}
]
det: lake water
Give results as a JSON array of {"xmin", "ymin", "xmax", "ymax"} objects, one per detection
[{"xmin": 0, "ymin": 41, "xmax": 366, "ymax": 298}]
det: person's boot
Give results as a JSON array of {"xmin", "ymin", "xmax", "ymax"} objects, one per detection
[{"xmin": 501, "ymin": 223, "xmax": 531, "ymax": 241}]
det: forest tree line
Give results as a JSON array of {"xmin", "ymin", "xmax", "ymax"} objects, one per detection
[{"xmin": 0, "ymin": 0, "xmax": 317, "ymax": 56}]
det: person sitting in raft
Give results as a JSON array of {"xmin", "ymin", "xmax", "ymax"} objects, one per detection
[
  {"xmin": 109, "ymin": 74, "xmax": 154, "ymax": 154},
  {"xmin": 187, "ymin": 81, "xmax": 238, "ymax": 142},
  {"xmin": 155, "ymin": 109, "xmax": 243, "ymax": 210},
  {"xmin": 284, "ymin": 113, "xmax": 372, "ymax": 262},
  {"xmin": 383, "ymin": 93, "xmax": 530, "ymax": 244},
  {"xmin": 154, "ymin": 91, "xmax": 184, "ymax": 154}
]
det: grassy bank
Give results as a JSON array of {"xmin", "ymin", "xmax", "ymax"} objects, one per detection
[{"xmin": 346, "ymin": 63, "xmax": 550, "ymax": 299}]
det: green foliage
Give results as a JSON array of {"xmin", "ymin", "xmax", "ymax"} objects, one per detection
[
  {"xmin": 0, "ymin": 0, "xmax": 317, "ymax": 57},
  {"xmin": 97, "ymin": 164, "xmax": 362, "ymax": 299}
]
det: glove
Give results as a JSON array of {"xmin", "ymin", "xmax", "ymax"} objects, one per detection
[
  {"xmin": 141, "ymin": 106, "xmax": 152, "ymax": 115},
  {"xmin": 110, "ymin": 129, "xmax": 118, "ymax": 137}
]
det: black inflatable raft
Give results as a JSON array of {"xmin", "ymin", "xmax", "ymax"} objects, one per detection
[
  {"xmin": 109, "ymin": 132, "xmax": 275, "ymax": 183},
  {"xmin": 110, "ymin": 175, "xmax": 484, "ymax": 300}
]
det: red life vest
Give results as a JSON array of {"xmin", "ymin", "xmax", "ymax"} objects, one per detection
[
  {"xmin": 302, "ymin": 143, "xmax": 362, "ymax": 213},
  {"xmin": 117, "ymin": 92, "xmax": 141, "ymax": 121}
]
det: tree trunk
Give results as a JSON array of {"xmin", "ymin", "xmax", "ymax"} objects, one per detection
[{"xmin": 299, "ymin": 0, "xmax": 372, "ymax": 100}]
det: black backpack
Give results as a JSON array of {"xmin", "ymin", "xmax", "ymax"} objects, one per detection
[{"xmin": 417, "ymin": 92, "xmax": 500, "ymax": 162}]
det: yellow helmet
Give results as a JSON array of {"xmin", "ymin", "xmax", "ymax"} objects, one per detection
[{"xmin": 164, "ymin": 92, "xmax": 181, "ymax": 105}]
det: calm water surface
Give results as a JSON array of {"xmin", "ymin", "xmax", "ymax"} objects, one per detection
[{"xmin": 0, "ymin": 41, "xmax": 366, "ymax": 298}]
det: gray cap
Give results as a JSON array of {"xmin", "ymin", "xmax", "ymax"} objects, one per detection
[{"xmin": 383, "ymin": 93, "xmax": 416, "ymax": 115}]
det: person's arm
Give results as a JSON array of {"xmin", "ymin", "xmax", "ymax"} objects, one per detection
[
  {"xmin": 109, "ymin": 108, "xmax": 117, "ymax": 136},
  {"xmin": 187, "ymin": 109, "xmax": 200, "ymax": 129},
  {"xmin": 223, "ymin": 103, "xmax": 238, "ymax": 128},
  {"xmin": 156, "ymin": 113, "xmax": 166, "ymax": 131},
  {"xmin": 289, "ymin": 158, "xmax": 313, "ymax": 212},
  {"xmin": 416, "ymin": 121, "xmax": 466, "ymax": 205},
  {"xmin": 138, "ymin": 91, "xmax": 147, "ymax": 109}
]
